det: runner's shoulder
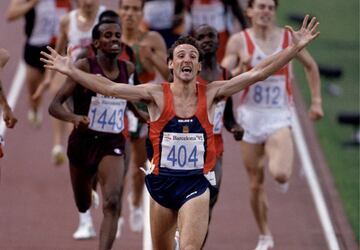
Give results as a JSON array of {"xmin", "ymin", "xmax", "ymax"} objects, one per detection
[{"xmin": 144, "ymin": 31, "xmax": 166, "ymax": 45}]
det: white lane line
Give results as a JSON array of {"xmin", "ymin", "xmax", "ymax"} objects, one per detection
[
  {"xmin": 143, "ymin": 160, "xmax": 152, "ymax": 250},
  {"xmin": 292, "ymin": 107, "xmax": 340, "ymax": 250},
  {"xmin": 0, "ymin": 61, "xmax": 26, "ymax": 136}
]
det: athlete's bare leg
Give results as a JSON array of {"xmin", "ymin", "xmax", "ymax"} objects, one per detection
[
  {"xmin": 150, "ymin": 198, "xmax": 177, "ymax": 250},
  {"xmin": 240, "ymin": 141, "xmax": 271, "ymax": 236},
  {"xmin": 69, "ymin": 162, "xmax": 97, "ymax": 241},
  {"xmin": 25, "ymin": 65, "xmax": 43, "ymax": 119},
  {"xmin": 265, "ymin": 127, "xmax": 294, "ymax": 183},
  {"xmin": 178, "ymin": 189, "xmax": 210, "ymax": 250},
  {"xmin": 49, "ymin": 73, "xmax": 72, "ymax": 165},
  {"xmin": 97, "ymin": 155, "xmax": 126, "ymax": 250},
  {"xmin": 129, "ymin": 137, "xmax": 147, "ymax": 206},
  {"xmin": 202, "ymin": 158, "xmax": 223, "ymax": 248},
  {"xmin": 69, "ymin": 164, "xmax": 94, "ymax": 212}
]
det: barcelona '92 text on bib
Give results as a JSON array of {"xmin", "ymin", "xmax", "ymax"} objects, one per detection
[
  {"xmin": 249, "ymin": 75, "xmax": 286, "ymax": 109},
  {"xmin": 88, "ymin": 96, "xmax": 127, "ymax": 133},
  {"xmin": 160, "ymin": 132, "xmax": 205, "ymax": 170}
]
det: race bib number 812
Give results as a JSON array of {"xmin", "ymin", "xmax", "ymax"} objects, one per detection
[{"xmin": 249, "ymin": 76, "xmax": 286, "ymax": 108}]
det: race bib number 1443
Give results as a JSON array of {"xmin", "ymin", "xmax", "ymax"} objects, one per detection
[{"xmin": 88, "ymin": 96, "xmax": 127, "ymax": 134}]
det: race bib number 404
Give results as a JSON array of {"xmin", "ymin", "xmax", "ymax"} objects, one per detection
[
  {"xmin": 88, "ymin": 96, "xmax": 127, "ymax": 133},
  {"xmin": 160, "ymin": 132, "xmax": 205, "ymax": 171}
]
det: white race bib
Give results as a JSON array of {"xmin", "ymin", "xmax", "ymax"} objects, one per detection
[
  {"xmin": 88, "ymin": 95, "xmax": 127, "ymax": 133},
  {"xmin": 160, "ymin": 132, "xmax": 205, "ymax": 170},
  {"xmin": 213, "ymin": 100, "xmax": 226, "ymax": 134}
]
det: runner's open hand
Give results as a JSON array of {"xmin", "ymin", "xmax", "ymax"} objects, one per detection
[
  {"xmin": 285, "ymin": 15, "xmax": 320, "ymax": 51},
  {"xmin": 40, "ymin": 46, "xmax": 73, "ymax": 76}
]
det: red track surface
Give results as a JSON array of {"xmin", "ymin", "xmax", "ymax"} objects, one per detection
[{"xmin": 0, "ymin": 1, "xmax": 357, "ymax": 249}]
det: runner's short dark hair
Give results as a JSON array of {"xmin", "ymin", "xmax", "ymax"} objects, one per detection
[
  {"xmin": 99, "ymin": 10, "xmax": 120, "ymax": 23},
  {"xmin": 167, "ymin": 35, "xmax": 203, "ymax": 63},
  {"xmin": 248, "ymin": 0, "xmax": 278, "ymax": 8},
  {"xmin": 92, "ymin": 21, "xmax": 121, "ymax": 41},
  {"xmin": 118, "ymin": 0, "xmax": 145, "ymax": 9}
]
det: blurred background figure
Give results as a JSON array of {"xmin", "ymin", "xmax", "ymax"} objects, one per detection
[
  {"xmin": 33, "ymin": 0, "xmax": 106, "ymax": 167},
  {"xmin": 117, "ymin": 0, "xmax": 168, "ymax": 233},
  {"xmin": 141, "ymin": 0, "xmax": 186, "ymax": 49},
  {"xmin": 185, "ymin": 0, "xmax": 248, "ymax": 62},
  {"xmin": 221, "ymin": 0, "xmax": 323, "ymax": 249},
  {"xmin": 33, "ymin": 0, "xmax": 106, "ymax": 239},
  {"xmin": 46, "ymin": 0, "xmax": 73, "ymax": 165},
  {"xmin": 6, "ymin": 0, "xmax": 59, "ymax": 128}
]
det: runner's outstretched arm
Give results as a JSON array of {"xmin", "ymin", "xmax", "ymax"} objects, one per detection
[
  {"xmin": 40, "ymin": 47, "xmax": 154, "ymax": 103},
  {"xmin": 215, "ymin": 15, "xmax": 320, "ymax": 98}
]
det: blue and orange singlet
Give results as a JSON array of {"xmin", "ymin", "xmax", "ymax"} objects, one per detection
[{"xmin": 148, "ymin": 83, "xmax": 216, "ymax": 176}]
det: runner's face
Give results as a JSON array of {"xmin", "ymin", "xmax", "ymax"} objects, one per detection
[
  {"xmin": 194, "ymin": 26, "xmax": 218, "ymax": 55},
  {"xmin": 247, "ymin": 0, "xmax": 276, "ymax": 28},
  {"xmin": 119, "ymin": 0, "xmax": 143, "ymax": 29},
  {"xmin": 77, "ymin": 0, "xmax": 100, "ymax": 14},
  {"xmin": 97, "ymin": 24, "xmax": 122, "ymax": 55},
  {"xmin": 169, "ymin": 44, "xmax": 201, "ymax": 83}
]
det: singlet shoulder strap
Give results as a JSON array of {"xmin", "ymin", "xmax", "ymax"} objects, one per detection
[
  {"xmin": 117, "ymin": 59, "xmax": 129, "ymax": 83},
  {"xmin": 243, "ymin": 29, "xmax": 255, "ymax": 55},
  {"xmin": 282, "ymin": 29, "xmax": 290, "ymax": 49},
  {"xmin": 160, "ymin": 83, "xmax": 175, "ymax": 119},
  {"xmin": 195, "ymin": 83, "xmax": 207, "ymax": 117},
  {"xmin": 222, "ymin": 66, "xmax": 230, "ymax": 80},
  {"xmin": 131, "ymin": 44, "xmax": 143, "ymax": 74},
  {"xmin": 87, "ymin": 57, "xmax": 100, "ymax": 74},
  {"xmin": 68, "ymin": 10, "xmax": 77, "ymax": 35}
]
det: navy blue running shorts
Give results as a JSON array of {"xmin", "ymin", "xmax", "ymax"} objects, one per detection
[
  {"xmin": 23, "ymin": 43, "xmax": 48, "ymax": 72},
  {"xmin": 145, "ymin": 173, "xmax": 218, "ymax": 210}
]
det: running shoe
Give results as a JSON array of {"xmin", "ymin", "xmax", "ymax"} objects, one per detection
[
  {"xmin": 51, "ymin": 144, "xmax": 66, "ymax": 166},
  {"xmin": 91, "ymin": 189, "xmax": 100, "ymax": 209},
  {"xmin": 116, "ymin": 217, "xmax": 124, "ymax": 238},
  {"xmin": 72, "ymin": 222, "xmax": 96, "ymax": 240},
  {"xmin": 254, "ymin": 235, "xmax": 274, "ymax": 250},
  {"xmin": 27, "ymin": 109, "xmax": 42, "ymax": 128},
  {"xmin": 128, "ymin": 193, "xmax": 143, "ymax": 232},
  {"xmin": 276, "ymin": 182, "xmax": 289, "ymax": 193}
]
